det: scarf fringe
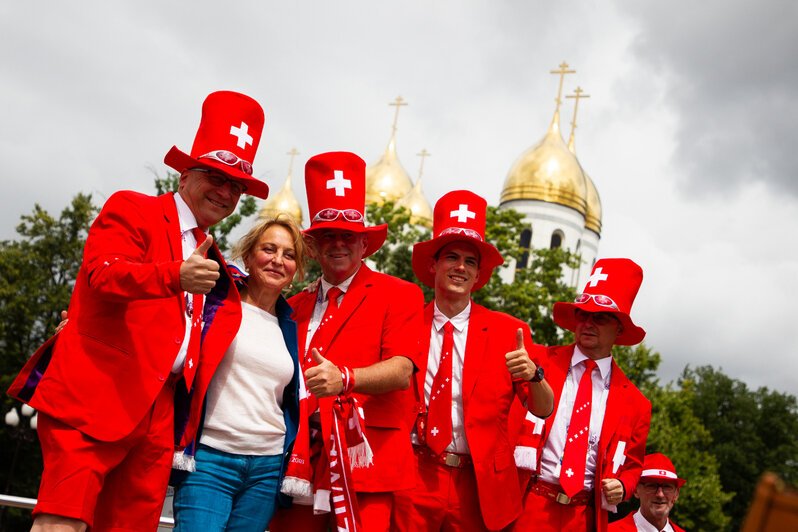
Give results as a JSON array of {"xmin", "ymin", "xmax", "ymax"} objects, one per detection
[
  {"xmin": 514, "ymin": 446, "xmax": 538, "ymax": 471},
  {"xmin": 172, "ymin": 451, "xmax": 196, "ymax": 472},
  {"xmin": 348, "ymin": 439, "xmax": 373, "ymax": 469},
  {"xmin": 280, "ymin": 476, "xmax": 314, "ymax": 505}
]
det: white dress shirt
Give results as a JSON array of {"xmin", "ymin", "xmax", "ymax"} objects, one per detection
[
  {"xmin": 633, "ymin": 510, "xmax": 674, "ymax": 532},
  {"xmin": 540, "ymin": 346, "xmax": 613, "ymax": 490},
  {"xmin": 303, "ymin": 264, "xmax": 360, "ymax": 356},
  {"xmin": 171, "ymin": 192, "xmax": 207, "ymax": 373},
  {"xmin": 411, "ymin": 301, "xmax": 471, "ymax": 454}
]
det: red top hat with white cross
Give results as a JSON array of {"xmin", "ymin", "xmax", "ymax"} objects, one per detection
[
  {"xmin": 639, "ymin": 453, "xmax": 686, "ymax": 487},
  {"xmin": 412, "ymin": 190, "xmax": 504, "ymax": 291},
  {"xmin": 304, "ymin": 151, "xmax": 387, "ymax": 257},
  {"xmin": 164, "ymin": 91, "xmax": 269, "ymax": 199},
  {"xmin": 553, "ymin": 257, "xmax": 646, "ymax": 345}
]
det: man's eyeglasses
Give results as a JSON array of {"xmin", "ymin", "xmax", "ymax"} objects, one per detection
[
  {"xmin": 574, "ymin": 308, "xmax": 618, "ymax": 326},
  {"xmin": 574, "ymin": 293, "xmax": 619, "ymax": 310},
  {"xmin": 439, "ymin": 226, "xmax": 484, "ymax": 242},
  {"xmin": 192, "ymin": 168, "xmax": 248, "ymax": 196},
  {"xmin": 639, "ymin": 482, "xmax": 677, "ymax": 495},
  {"xmin": 312, "ymin": 208, "xmax": 364, "ymax": 224},
  {"xmin": 198, "ymin": 150, "xmax": 253, "ymax": 175}
]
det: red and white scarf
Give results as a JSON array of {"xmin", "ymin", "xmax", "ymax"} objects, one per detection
[
  {"xmin": 281, "ymin": 379, "xmax": 372, "ymax": 532},
  {"xmin": 514, "ymin": 410, "xmax": 546, "ymax": 471}
]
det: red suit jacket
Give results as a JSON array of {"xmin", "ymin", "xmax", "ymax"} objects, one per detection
[
  {"xmin": 414, "ymin": 301, "xmax": 544, "ymax": 531},
  {"xmin": 608, "ymin": 511, "xmax": 685, "ymax": 532},
  {"xmin": 528, "ymin": 344, "xmax": 651, "ymax": 532},
  {"xmin": 288, "ymin": 263, "xmax": 425, "ymax": 492},
  {"xmin": 8, "ymin": 191, "xmax": 241, "ymax": 446}
]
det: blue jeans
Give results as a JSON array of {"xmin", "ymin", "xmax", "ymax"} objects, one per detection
[{"xmin": 173, "ymin": 443, "xmax": 283, "ymax": 531}]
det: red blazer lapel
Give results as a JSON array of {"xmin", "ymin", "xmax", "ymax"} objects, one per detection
[
  {"xmin": 598, "ymin": 358, "xmax": 629, "ymax": 457},
  {"xmin": 159, "ymin": 192, "xmax": 181, "ymax": 261},
  {"xmin": 543, "ymin": 344, "xmax": 574, "ymax": 436},
  {"xmin": 462, "ymin": 302, "xmax": 489, "ymax": 402},
  {"xmin": 289, "ymin": 290, "xmax": 317, "ymax": 361},
  {"xmin": 320, "ymin": 265, "xmax": 369, "ymax": 352}
]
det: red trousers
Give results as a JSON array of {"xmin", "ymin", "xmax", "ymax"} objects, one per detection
[
  {"xmin": 512, "ymin": 491, "xmax": 595, "ymax": 532},
  {"xmin": 270, "ymin": 491, "xmax": 392, "ymax": 532},
  {"xmin": 33, "ymin": 376, "xmax": 175, "ymax": 530},
  {"xmin": 392, "ymin": 449, "xmax": 490, "ymax": 531}
]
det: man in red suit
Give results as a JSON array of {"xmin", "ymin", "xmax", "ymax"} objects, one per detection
[
  {"xmin": 8, "ymin": 91, "xmax": 269, "ymax": 532},
  {"xmin": 609, "ymin": 453, "xmax": 686, "ymax": 532},
  {"xmin": 391, "ymin": 190, "xmax": 555, "ymax": 531},
  {"xmin": 269, "ymin": 151, "xmax": 425, "ymax": 532},
  {"xmin": 512, "ymin": 258, "xmax": 652, "ymax": 532}
]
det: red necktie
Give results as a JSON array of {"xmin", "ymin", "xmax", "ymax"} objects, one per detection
[
  {"xmin": 426, "ymin": 321, "xmax": 454, "ymax": 455},
  {"xmin": 306, "ymin": 286, "xmax": 342, "ymax": 367},
  {"xmin": 559, "ymin": 359, "xmax": 598, "ymax": 497},
  {"xmin": 183, "ymin": 228, "xmax": 207, "ymax": 392}
]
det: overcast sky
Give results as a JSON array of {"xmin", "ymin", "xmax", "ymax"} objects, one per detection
[{"xmin": 2, "ymin": 1, "xmax": 797, "ymax": 396}]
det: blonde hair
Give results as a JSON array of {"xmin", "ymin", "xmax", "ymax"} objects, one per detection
[{"xmin": 232, "ymin": 214, "xmax": 306, "ymax": 280}]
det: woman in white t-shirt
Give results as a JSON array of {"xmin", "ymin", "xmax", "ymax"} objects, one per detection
[{"xmin": 173, "ymin": 215, "xmax": 305, "ymax": 531}]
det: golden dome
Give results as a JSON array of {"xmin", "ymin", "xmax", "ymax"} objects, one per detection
[
  {"xmin": 258, "ymin": 172, "xmax": 303, "ymax": 226},
  {"xmin": 500, "ymin": 111, "xmax": 587, "ymax": 214},
  {"xmin": 397, "ymin": 176, "xmax": 433, "ymax": 227},
  {"xmin": 583, "ymin": 174, "xmax": 602, "ymax": 235},
  {"xmin": 365, "ymin": 133, "xmax": 413, "ymax": 204}
]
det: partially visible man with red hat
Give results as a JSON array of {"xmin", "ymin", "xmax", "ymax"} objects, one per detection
[
  {"xmin": 609, "ymin": 453, "xmax": 686, "ymax": 532},
  {"xmin": 512, "ymin": 258, "xmax": 652, "ymax": 532},
  {"xmin": 269, "ymin": 152, "xmax": 425, "ymax": 532},
  {"xmin": 8, "ymin": 91, "xmax": 268, "ymax": 532},
  {"xmin": 391, "ymin": 190, "xmax": 555, "ymax": 531}
]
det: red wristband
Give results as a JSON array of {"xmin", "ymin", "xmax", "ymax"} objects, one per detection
[{"xmin": 339, "ymin": 366, "xmax": 355, "ymax": 395}]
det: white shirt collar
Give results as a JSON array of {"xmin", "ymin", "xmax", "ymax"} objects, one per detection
[
  {"xmin": 633, "ymin": 510, "xmax": 674, "ymax": 532},
  {"xmin": 319, "ymin": 263, "xmax": 361, "ymax": 300},
  {"xmin": 432, "ymin": 300, "xmax": 471, "ymax": 333},
  {"xmin": 572, "ymin": 344, "xmax": 613, "ymax": 380},
  {"xmin": 174, "ymin": 192, "xmax": 203, "ymax": 235}
]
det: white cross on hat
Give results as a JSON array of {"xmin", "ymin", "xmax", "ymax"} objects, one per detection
[
  {"xmin": 587, "ymin": 267, "xmax": 608, "ymax": 287},
  {"xmin": 230, "ymin": 121, "xmax": 253, "ymax": 149},
  {"xmin": 327, "ymin": 170, "xmax": 352, "ymax": 197},
  {"xmin": 450, "ymin": 204, "xmax": 476, "ymax": 223}
]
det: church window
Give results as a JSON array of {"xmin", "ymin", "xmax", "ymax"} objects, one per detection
[
  {"xmin": 550, "ymin": 231, "xmax": 563, "ymax": 249},
  {"xmin": 518, "ymin": 228, "xmax": 532, "ymax": 269}
]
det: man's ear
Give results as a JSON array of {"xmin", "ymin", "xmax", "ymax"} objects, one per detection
[
  {"xmin": 428, "ymin": 257, "xmax": 437, "ymax": 275},
  {"xmin": 303, "ymin": 233, "xmax": 318, "ymax": 260}
]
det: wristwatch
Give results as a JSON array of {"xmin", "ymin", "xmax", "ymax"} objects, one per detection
[{"xmin": 529, "ymin": 365, "xmax": 545, "ymax": 383}]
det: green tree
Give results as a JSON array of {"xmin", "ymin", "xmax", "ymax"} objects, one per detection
[
  {"xmin": 680, "ymin": 366, "xmax": 798, "ymax": 531},
  {"xmin": 0, "ymin": 194, "xmax": 97, "ymax": 530}
]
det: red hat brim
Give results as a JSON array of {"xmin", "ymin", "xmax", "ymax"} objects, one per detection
[
  {"xmin": 412, "ymin": 234, "xmax": 504, "ymax": 292},
  {"xmin": 553, "ymin": 300, "xmax": 646, "ymax": 345},
  {"xmin": 164, "ymin": 146, "xmax": 269, "ymax": 199},
  {"xmin": 303, "ymin": 221, "xmax": 388, "ymax": 258},
  {"xmin": 639, "ymin": 471, "xmax": 687, "ymax": 487}
]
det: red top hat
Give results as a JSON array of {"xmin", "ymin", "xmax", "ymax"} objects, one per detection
[
  {"xmin": 304, "ymin": 151, "xmax": 387, "ymax": 257},
  {"xmin": 553, "ymin": 258, "xmax": 646, "ymax": 345},
  {"xmin": 164, "ymin": 91, "xmax": 269, "ymax": 199},
  {"xmin": 412, "ymin": 190, "xmax": 504, "ymax": 292},
  {"xmin": 640, "ymin": 453, "xmax": 686, "ymax": 487}
]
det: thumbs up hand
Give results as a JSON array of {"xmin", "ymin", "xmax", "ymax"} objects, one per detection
[
  {"xmin": 505, "ymin": 328, "xmax": 538, "ymax": 382},
  {"xmin": 304, "ymin": 348, "xmax": 344, "ymax": 397},
  {"xmin": 180, "ymin": 235, "xmax": 221, "ymax": 294}
]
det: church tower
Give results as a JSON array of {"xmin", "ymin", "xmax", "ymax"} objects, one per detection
[
  {"xmin": 258, "ymin": 147, "xmax": 304, "ymax": 226},
  {"xmin": 499, "ymin": 62, "xmax": 602, "ymax": 289}
]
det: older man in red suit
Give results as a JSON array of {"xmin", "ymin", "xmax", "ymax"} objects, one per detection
[
  {"xmin": 512, "ymin": 258, "xmax": 652, "ymax": 532},
  {"xmin": 269, "ymin": 152, "xmax": 425, "ymax": 532},
  {"xmin": 8, "ymin": 91, "xmax": 268, "ymax": 532},
  {"xmin": 609, "ymin": 454, "xmax": 686, "ymax": 532},
  {"xmin": 390, "ymin": 190, "xmax": 555, "ymax": 531}
]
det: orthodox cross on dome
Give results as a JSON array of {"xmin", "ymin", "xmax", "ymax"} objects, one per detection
[
  {"xmin": 566, "ymin": 87, "xmax": 590, "ymax": 152},
  {"xmin": 230, "ymin": 121, "xmax": 253, "ymax": 149},
  {"xmin": 550, "ymin": 61, "xmax": 576, "ymax": 117},
  {"xmin": 416, "ymin": 148, "xmax": 431, "ymax": 180},
  {"xmin": 286, "ymin": 147, "xmax": 300, "ymax": 177},
  {"xmin": 450, "ymin": 204, "xmax": 476, "ymax": 223},
  {"xmin": 389, "ymin": 95, "xmax": 408, "ymax": 134},
  {"xmin": 327, "ymin": 170, "xmax": 351, "ymax": 197},
  {"xmin": 587, "ymin": 267, "xmax": 608, "ymax": 287}
]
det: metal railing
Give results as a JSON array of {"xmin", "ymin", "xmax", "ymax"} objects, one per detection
[{"xmin": 0, "ymin": 493, "xmax": 175, "ymax": 528}]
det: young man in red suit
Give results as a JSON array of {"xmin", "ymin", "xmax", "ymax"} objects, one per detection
[
  {"xmin": 512, "ymin": 258, "xmax": 652, "ymax": 532},
  {"xmin": 609, "ymin": 454, "xmax": 686, "ymax": 532},
  {"xmin": 269, "ymin": 151, "xmax": 425, "ymax": 532},
  {"xmin": 391, "ymin": 190, "xmax": 555, "ymax": 531},
  {"xmin": 8, "ymin": 91, "xmax": 269, "ymax": 532}
]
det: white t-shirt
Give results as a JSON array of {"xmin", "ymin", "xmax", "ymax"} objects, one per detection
[{"xmin": 200, "ymin": 302, "xmax": 294, "ymax": 455}]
